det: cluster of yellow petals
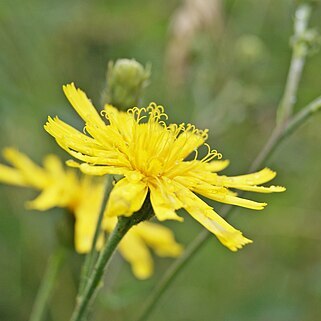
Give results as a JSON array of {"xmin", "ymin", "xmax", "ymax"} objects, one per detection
[
  {"xmin": 0, "ymin": 148, "xmax": 182, "ymax": 279},
  {"xmin": 45, "ymin": 83, "xmax": 285, "ymax": 251}
]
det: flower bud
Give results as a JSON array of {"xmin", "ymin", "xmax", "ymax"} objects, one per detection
[{"xmin": 101, "ymin": 59, "xmax": 151, "ymax": 110}]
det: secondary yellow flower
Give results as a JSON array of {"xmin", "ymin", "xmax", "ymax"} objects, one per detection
[
  {"xmin": 0, "ymin": 148, "xmax": 182, "ymax": 278},
  {"xmin": 45, "ymin": 83, "xmax": 285, "ymax": 251}
]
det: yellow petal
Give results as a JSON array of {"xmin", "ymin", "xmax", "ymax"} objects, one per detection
[
  {"xmin": 73, "ymin": 178, "xmax": 105, "ymax": 253},
  {"xmin": 63, "ymin": 83, "xmax": 118, "ymax": 148},
  {"xmin": 176, "ymin": 176, "xmax": 267, "ymax": 210},
  {"xmin": 0, "ymin": 164, "xmax": 27, "ymax": 186},
  {"xmin": 167, "ymin": 130, "xmax": 205, "ymax": 164},
  {"xmin": 43, "ymin": 154, "xmax": 64, "ymax": 174},
  {"xmin": 196, "ymin": 210, "xmax": 253, "ymax": 251},
  {"xmin": 78, "ymin": 163, "xmax": 127, "ymax": 176},
  {"xmin": 224, "ymin": 184, "xmax": 286, "ymax": 193},
  {"xmin": 63, "ymin": 83, "xmax": 105, "ymax": 126},
  {"xmin": 105, "ymin": 178, "xmax": 148, "ymax": 217},
  {"xmin": 66, "ymin": 160, "xmax": 81, "ymax": 168},
  {"xmin": 202, "ymin": 192, "xmax": 267, "ymax": 210},
  {"xmin": 44, "ymin": 117, "xmax": 108, "ymax": 158},
  {"xmin": 205, "ymin": 160, "xmax": 230, "ymax": 172},
  {"xmin": 174, "ymin": 181, "xmax": 252, "ymax": 251},
  {"xmin": 103, "ymin": 104, "xmax": 135, "ymax": 142},
  {"xmin": 149, "ymin": 181, "xmax": 184, "ymax": 222},
  {"xmin": 26, "ymin": 185, "xmax": 64, "ymax": 211},
  {"xmin": 218, "ymin": 168, "xmax": 277, "ymax": 186},
  {"xmin": 135, "ymin": 222, "xmax": 183, "ymax": 257},
  {"xmin": 3, "ymin": 148, "xmax": 48, "ymax": 189},
  {"xmin": 102, "ymin": 216, "xmax": 118, "ymax": 233},
  {"xmin": 118, "ymin": 231, "xmax": 153, "ymax": 279}
]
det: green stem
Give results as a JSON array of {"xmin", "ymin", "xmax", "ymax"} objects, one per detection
[
  {"xmin": 29, "ymin": 248, "xmax": 66, "ymax": 321},
  {"xmin": 70, "ymin": 197, "xmax": 154, "ymax": 321},
  {"xmin": 251, "ymin": 94, "xmax": 321, "ymax": 171},
  {"xmin": 134, "ymin": 4, "xmax": 318, "ymax": 319},
  {"xmin": 253, "ymin": 3, "xmax": 312, "ymax": 170},
  {"xmin": 280, "ymin": 95, "xmax": 321, "ymax": 139},
  {"xmin": 277, "ymin": 3, "xmax": 311, "ymax": 124},
  {"xmin": 70, "ymin": 217, "xmax": 132, "ymax": 321},
  {"xmin": 78, "ymin": 177, "xmax": 111, "ymax": 295}
]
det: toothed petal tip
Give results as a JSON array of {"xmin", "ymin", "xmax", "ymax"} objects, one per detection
[
  {"xmin": 217, "ymin": 231, "xmax": 253, "ymax": 252},
  {"xmin": 269, "ymin": 185, "xmax": 286, "ymax": 192}
]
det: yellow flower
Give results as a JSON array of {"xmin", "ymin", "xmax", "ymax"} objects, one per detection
[
  {"xmin": 0, "ymin": 148, "xmax": 182, "ymax": 278},
  {"xmin": 0, "ymin": 148, "xmax": 78, "ymax": 210},
  {"xmin": 45, "ymin": 83, "xmax": 285, "ymax": 251}
]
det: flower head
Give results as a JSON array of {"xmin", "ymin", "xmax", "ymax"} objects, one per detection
[
  {"xmin": 45, "ymin": 83, "xmax": 285, "ymax": 251},
  {"xmin": 0, "ymin": 148, "xmax": 182, "ymax": 278}
]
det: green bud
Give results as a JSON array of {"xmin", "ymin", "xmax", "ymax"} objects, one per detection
[{"xmin": 101, "ymin": 59, "xmax": 151, "ymax": 110}]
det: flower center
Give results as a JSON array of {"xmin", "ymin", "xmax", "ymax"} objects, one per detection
[{"xmin": 125, "ymin": 104, "xmax": 221, "ymax": 179}]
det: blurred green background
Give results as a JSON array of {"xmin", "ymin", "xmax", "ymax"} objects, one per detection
[{"xmin": 1, "ymin": 0, "xmax": 321, "ymax": 320}]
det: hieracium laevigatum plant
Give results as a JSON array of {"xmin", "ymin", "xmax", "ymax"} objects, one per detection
[{"xmin": 0, "ymin": 2, "xmax": 321, "ymax": 321}]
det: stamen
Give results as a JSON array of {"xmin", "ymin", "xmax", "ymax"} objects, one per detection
[
  {"xmin": 200, "ymin": 144, "xmax": 222, "ymax": 163},
  {"xmin": 186, "ymin": 124, "xmax": 196, "ymax": 134},
  {"xmin": 146, "ymin": 103, "xmax": 168, "ymax": 123},
  {"xmin": 127, "ymin": 106, "xmax": 147, "ymax": 123},
  {"xmin": 100, "ymin": 110, "xmax": 112, "ymax": 124},
  {"xmin": 100, "ymin": 110, "xmax": 107, "ymax": 118},
  {"xmin": 159, "ymin": 121, "xmax": 167, "ymax": 127},
  {"xmin": 193, "ymin": 149, "xmax": 199, "ymax": 160}
]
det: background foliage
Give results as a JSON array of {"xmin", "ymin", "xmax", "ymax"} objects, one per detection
[{"xmin": 1, "ymin": 0, "xmax": 321, "ymax": 320}]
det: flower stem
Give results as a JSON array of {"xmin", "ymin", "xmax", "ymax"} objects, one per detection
[
  {"xmin": 134, "ymin": 3, "xmax": 318, "ymax": 320},
  {"xmin": 29, "ymin": 248, "xmax": 66, "ymax": 321},
  {"xmin": 70, "ymin": 217, "xmax": 132, "ymax": 321},
  {"xmin": 70, "ymin": 197, "xmax": 154, "ymax": 321},
  {"xmin": 78, "ymin": 177, "xmax": 111, "ymax": 295}
]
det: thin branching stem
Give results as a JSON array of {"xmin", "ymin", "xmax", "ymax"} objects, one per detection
[
  {"xmin": 252, "ymin": 3, "xmax": 312, "ymax": 170},
  {"xmin": 134, "ymin": 93, "xmax": 321, "ymax": 321},
  {"xmin": 134, "ymin": 3, "xmax": 317, "ymax": 321}
]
